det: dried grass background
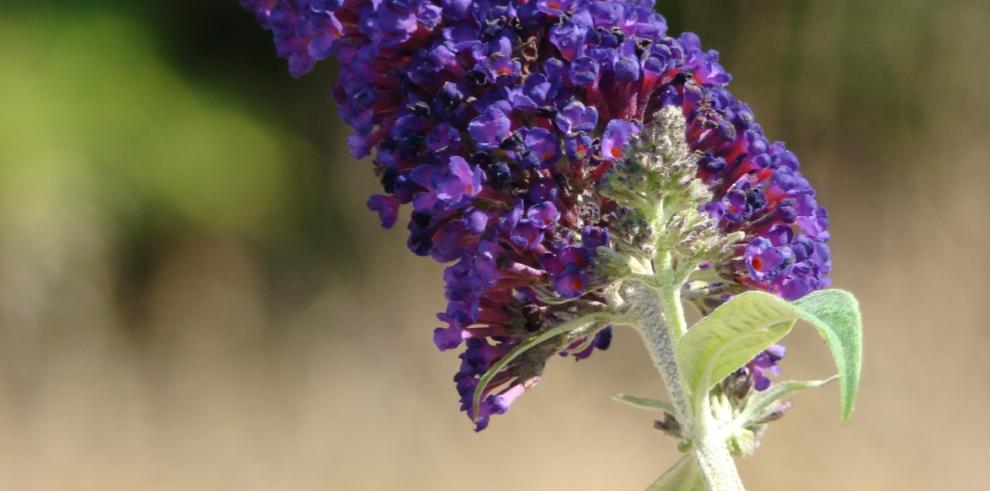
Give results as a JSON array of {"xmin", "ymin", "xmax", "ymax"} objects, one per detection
[{"xmin": 0, "ymin": 1, "xmax": 987, "ymax": 489}]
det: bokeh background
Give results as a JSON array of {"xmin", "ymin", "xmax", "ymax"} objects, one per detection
[{"xmin": 1, "ymin": 1, "xmax": 987, "ymax": 489}]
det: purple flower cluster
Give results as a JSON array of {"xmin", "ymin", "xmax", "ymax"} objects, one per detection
[{"xmin": 244, "ymin": 0, "xmax": 829, "ymax": 428}]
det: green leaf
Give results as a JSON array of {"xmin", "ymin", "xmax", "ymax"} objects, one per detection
[
  {"xmin": 676, "ymin": 291, "xmax": 797, "ymax": 406},
  {"xmin": 471, "ymin": 313, "xmax": 613, "ymax": 421},
  {"xmin": 647, "ymin": 455, "xmax": 705, "ymax": 491},
  {"xmin": 612, "ymin": 394, "xmax": 676, "ymax": 414},
  {"xmin": 734, "ymin": 376, "xmax": 837, "ymax": 428},
  {"xmin": 675, "ymin": 289, "xmax": 863, "ymax": 422},
  {"xmin": 792, "ymin": 289, "xmax": 863, "ymax": 422}
]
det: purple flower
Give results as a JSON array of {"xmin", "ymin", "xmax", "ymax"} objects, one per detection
[
  {"xmin": 550, "ymin": 23, "xmax": 587, "ymax": 61},
  {"xmin": 569, "ymin": 56, "xmax": 600, "ymax": 86},
  {"xmin": 468, "ymin": 108, "xmax": 512, "ymax": 150},
  {"xmin": 554, "ymin": 273, "xmax": 586, "ymax": 298},
  {"xmin": 435, "ymin": 156, "xmax": 484, "ymax": 204},
  {"xmin": 602, "ymin": 119, "xmax": 640, "ymax": 161},
  {"xmin": 367, "ymin": 194, "xmax": 400, "ymax": 228},
  {"xmin": 526, "ymin": 202, "xmax": 559, "ymax": 228},
  {"xmin": 555, "ymin": 101, "xmax": 599, "ymax": 135},
  {"xmin": 747, "ymin": 344, "xmax": 786, "ymax": 391},
  {"xmin": 244, "ymin": 0, "xmax": 831, "ymax": 428},
  {"xmin": 745, "ymin": 237, "xmax": 787, "ymax": 282},
  {"xmin": 520, "ymin": 128, "xmax": 561, "ymax": 169}
]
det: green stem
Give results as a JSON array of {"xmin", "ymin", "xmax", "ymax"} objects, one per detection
[
  {"xmin": 630, "ymin": 258, "xmax": 745, "ymax": 491},
  {"xmin": 656, "ymin": 255, "xmax": 688, "ymax": 339}
]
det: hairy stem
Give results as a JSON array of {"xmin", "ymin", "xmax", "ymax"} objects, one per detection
[
  {"xmin": 626, "ymin": 282, "xmax": 692, "ymax": 428},
  {"xmin": 628, "ymin": 266, "xmax": 745, "ymax": 491}
]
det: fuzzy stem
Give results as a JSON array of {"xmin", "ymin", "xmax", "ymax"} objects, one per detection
[
  {"xmin": 690, "ymin": 415, "xmax": 744, "ymax": 491},
  {"xmin": 629, "ymin": 263, "xmax": 745, "ymax": 491},
  {"xmin": 627, "ymin": 282, "xmax": 692, "ymax": 428}
]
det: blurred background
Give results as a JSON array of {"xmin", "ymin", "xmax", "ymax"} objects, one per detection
[{"xmin": 1, "ymin": 0, "xmax": 987, "ymax": 489}]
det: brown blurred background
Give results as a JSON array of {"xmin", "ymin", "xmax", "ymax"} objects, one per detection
[{"xmin": 0, "ymin": 0, "xmax": 987, "ymax": 489}]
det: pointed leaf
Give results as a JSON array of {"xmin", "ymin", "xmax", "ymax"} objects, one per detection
[
  {"xmin": 612, "ymin": 394, "xmax": 676, "ymax": 414},
  {"xmin": 675, "ymin": 289, "xmax": 862, "ymax": 422},
  {"xmin": 647, "ymin": 455, "xmax": 705, "ymax": 491},
  {"xmin": 792, "ymin": 289, "xmax": 862, "ymax": 421}
]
